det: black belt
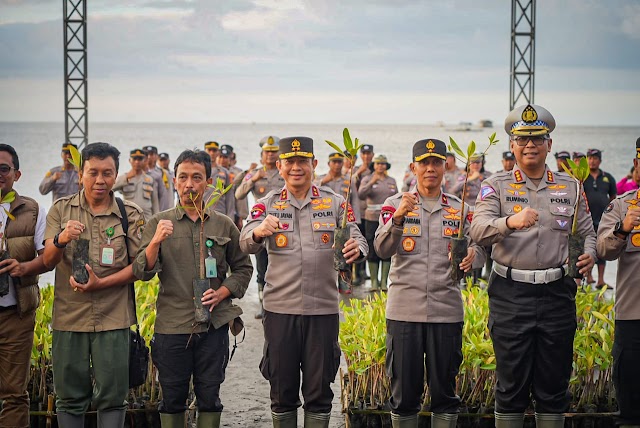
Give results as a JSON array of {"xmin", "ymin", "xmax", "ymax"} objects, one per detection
[{"xmin": 0, "ymin": 305, "xmax": 17, "ymax": 312}]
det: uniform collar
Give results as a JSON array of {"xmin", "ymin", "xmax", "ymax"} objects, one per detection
[
  {"xmin": 280, "ymin": 184, "xmax": 321, "ymax": 209},
  {"xmin": 69, "ymin": 189, "xmax": 122, "ymax": 217},
  {"xmin": 511, "ymin": 165, "xmax": 555, "ymax": 191},
  {"xmin": 409, "ymin": 186, "xmax": 447, "ymax": 213}
]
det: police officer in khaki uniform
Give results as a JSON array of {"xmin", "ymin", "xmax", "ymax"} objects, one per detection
[
  {"xmin": 235, "ymin": 136, "xmax": 285, "ymax": 318},
  {"xmin": 240, "ymin": 137, "xmax": 367, "ymax": 428},
  {"xmin": 113, "ymin": 148, "xmax": 159, "ymax": 220},
  {"xmin": 498, "ymin": 151, "xmax": 516, "ymax": 173},
  {"xmin": 353, "ymin": 144, "xmax": 374, "ymax": 283},
  {"xmin": 157, "ymin": 152, "xmax": 175, "ymax": 209},
  {"xmin": 218, "ymin": 144, "xmax": 247, "ymax": 230},
  {"xmin": 451, "ymin": 153, "xmax": 490, "ymax": 205},
  {"xmin": 469, "ymin": 105, "xmax": 597, "ymax": 428},
  {"xmin": 39, "ymin": 143, "xmax": 80, "ymax": 202},
  {"xmin": 204, "ymin": 141, "xmax": 236, "ymax": 220},
  {"xmin": 43, "ymin": 142, "xmax": 145, "ymax": 427},
  {"xmin": 143, "ymin": 145, "xmax": 170, "ymax": 212},
  {"xmin": 596, "ymin": 137, "xmax": 640, "ymax": 428},
  {"xmin": 359, "ymin": 154, "xmax": 398, "ymax": 291},
  {"xmin": 375, "ymin": 139, "xmax": 485, "ymax": 428}
]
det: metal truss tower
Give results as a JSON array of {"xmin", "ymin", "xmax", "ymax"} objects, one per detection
[
  {"xmin": 63, "ymin": 0, "xmax": 88, "ymax": 149},
  {"xmin": 510, "ymin": 0, "xmax": 536, "ymax": 110}
]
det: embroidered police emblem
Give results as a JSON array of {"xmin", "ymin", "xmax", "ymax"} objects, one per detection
[
  {"xmin": 604, "ymin": 203, "xmax": 614, "ymax": 214},
  {"xmin": 480, "ymin": 186, "xmax": 495, "ymax": 200},
  {"xmin": 250, "ymin": 203, "xmax": 266, "ymax": 220},
  {"xmin": 632, "ymin": 233, "xmax": 640, "ymax": 247},
  {"xmin": 513, "ymin": 204, "xmax": 523, "ymax": 213},
  {"xmin": 291, "ymin": 139, "xmax": 301, "ymax": 152},
  {"xmin": 522, "ymin": 105, "xmax": 538, "ymax": 123},
  {"xmin": 381, "ymin": 206, "xmax": 395, "ymax": 224},
  {"xmin": 275, "ymin": 233, "xmax": 288, "ymax": 248},
  {"xmin": 426, "ymin": 140, "xmax": 435, "ymax": 152},
  {"xmin": 321, "ymin": 233, "xmax": 330, "ymax": 244},
  {"xmin": 402, "ymin": 237, "xmax": 415, "ymax": 252}
]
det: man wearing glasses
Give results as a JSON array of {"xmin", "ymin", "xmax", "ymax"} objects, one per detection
[
  {"xmin": 0, "ymin": 144, "xmax": 50, "ymax": 427},
  {"xmin": 113, "ymin": 148, "xmax": 159, "ymax": 220},
  {"xmin": 470, "ymin": 104, "xmax": 596, "ymax": 428},
  {"xmin": 39, "ymin": 143, "xmax": 80, "ymax": 202}
]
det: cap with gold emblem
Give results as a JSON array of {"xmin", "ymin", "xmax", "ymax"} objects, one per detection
[
  {"xmin": 260, "ymin": 136, "xmax": 280, "ymax": 152},
  {"xmin": 636, "ymin": 137, "xmax": 640, "ymax": 159},
  {"xmin": 328, "ymin": 152, "xmax": 345, "ymax": 161},
  {"xmin": 505, "ymin": 104, "xmax": 556, "ymax": 136},
  {"xmin": 130, "ymin": 148, "xmax": 146, "ymax": 157},
  {"xmin": 61, "ymin": 143, "xmax": 78, "ymax": 152},
  {"xmin": 413, "ymin": 139, "xmax": 447, "ymax": 162},
  {"xmin": 204, "ymin": 141, "xmax": 220, "ymax": 150},
  {"xmin": 279, "ymin": 137, "xmax": 314, "ymax": 159}
]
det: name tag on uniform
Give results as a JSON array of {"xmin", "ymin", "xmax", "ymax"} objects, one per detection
[
  {"xmin": 100, "ymin": 245, "xmax": 115, "ymax": 266},
  {"xmin": 205, "ymin": 257, "xmax": 217, "ymax": 278}
]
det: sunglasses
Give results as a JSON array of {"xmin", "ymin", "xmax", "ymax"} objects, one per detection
[
  {"xmin": 0, "ymin": 164, "xmax": 16, "ymax": 176},
  {"xmin": 511, "ymin": 136, "xmax": 549, "ymax": 146}
]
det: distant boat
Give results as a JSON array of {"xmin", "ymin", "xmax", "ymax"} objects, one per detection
[
  {"xmin": 478, "ymin": 119, "xmax": 493, "ymax": 128},
  {"xmin": 445, "ymin": 122, "xmax": 482, "ymax": 132}
]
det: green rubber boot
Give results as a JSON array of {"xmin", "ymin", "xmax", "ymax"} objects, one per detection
[
  {"xmin": 380, "ymin": 260, "xmax": 391, "ymax": 291},
  {"xmin": 495, "ymin": 412, "xmax": 524, "ymax": 428},
  {"xmin": 304, "ymin": 411, "xmax": 330, "ymax": 428},
  {"xmin": 97, "ymin": 409, "xmax": 126, "ymax": 428},
  {"xmin": 272, "ymin": 410, "xmax": 297, "ymax": 428},
  {"xmin": 432, "ymin": 413, "xmax": 458, "ymax": 428},
  {"xmin": 391, "ymin": 412, "xmax": 418, "ymax": 428},
  {"xmin": 535, "ymin": 413, "xmax": 564, "ymax": 428},
  {"xmin": 197, "ymin": 411, "xmax": 221, "ymax": 428},
  {"xmin": 368, "ymin": 261, "xmax": 380, "ymax": 291},
  {"xmin": 160, "ymin": 412, "xmax": 186, "ymax": 428},
  {"xmin": 57, "ymin": 412, "xmax": 85, "ymax": 428}
]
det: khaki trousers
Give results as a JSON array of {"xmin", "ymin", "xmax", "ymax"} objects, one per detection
[{"xmin": 0, "ymin": 307, "xmax": 35, "ymax": 428}]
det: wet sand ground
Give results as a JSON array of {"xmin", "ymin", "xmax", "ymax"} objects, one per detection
[{"xmin": 218, "ymin": 265, "xmax": 374, "ymax": 427}]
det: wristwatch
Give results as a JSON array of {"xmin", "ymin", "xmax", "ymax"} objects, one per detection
[
  {"xmin": 53, "ymin": 232, "xmax": 67, "ymax": 249},
  {"xmin": 614, "ymin": 221, "xmax": 630, "ymax": 238}
]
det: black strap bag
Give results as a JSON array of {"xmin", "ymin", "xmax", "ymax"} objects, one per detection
[{"xmin": 116, "ymin": 198, "xmax": 150, "ymax": 389}]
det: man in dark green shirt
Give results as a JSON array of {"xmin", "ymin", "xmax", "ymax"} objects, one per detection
[{"xmin": 133, "ymin": 149, "xmax": 253, "ymax": 428}]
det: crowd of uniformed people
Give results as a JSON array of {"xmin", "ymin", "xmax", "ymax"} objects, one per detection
[{"xmin": 0, "ymin": 104, "xmax": 639, "ymax": 428}]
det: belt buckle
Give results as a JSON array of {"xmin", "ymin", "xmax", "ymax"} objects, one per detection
[{"xmin": 534, "ymin": 270, "xmax": 547, "ymax": 284}]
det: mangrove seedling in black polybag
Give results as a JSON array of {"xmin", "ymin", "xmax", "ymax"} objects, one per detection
[
  {"xmin": 448, "ymin": 133, "xmax": 498, "ymax": 280},
  {"xmin": 561, "ymin": 157, "xmax": 590, "ymax": 278},
  {"xmin": 325, "ymin": 128, "xmax": 362, "ymax": 294},
  {"xmin": 67, "ymin": 145, "xmax": 91, "ymax": 284},
  {"xmin": 179, "ymin": 177, "xmax": 232, "ymax": 324}
]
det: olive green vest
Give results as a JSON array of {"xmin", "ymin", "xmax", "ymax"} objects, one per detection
[{"xmin": 5, "ymin": 194, "xmax": 40, "ymax": 316}]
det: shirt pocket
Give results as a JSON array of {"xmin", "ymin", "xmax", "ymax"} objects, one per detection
[
  {"xmin": 549, "ymin": 205, "xmax": 573, "ymax": 233},
  {"xmin": 398, "ymin": 236, "xmax": 421, "ymax": 255},
  {"xmin": 267, "ymin": 232, "xmax": 294, "ymax": 252},
  {"xmin": 312, "ymin": 223, "xmax": 335, "ymax": 250},
  {"xmin": 206, "ymin": 235, "xmax": 231, "ymax": 274}
]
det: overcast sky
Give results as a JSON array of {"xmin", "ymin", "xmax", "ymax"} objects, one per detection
[{"xmin": 1, "ymin": 0, "xmax": 639, "ymax": 125}]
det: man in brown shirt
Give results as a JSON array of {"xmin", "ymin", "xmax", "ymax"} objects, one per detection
[
  {"xmin": 374, "ymin": 139, "xmax": 484, "ymax": 428},
  {"xmin": 240, "ymin": 137, "xmax": 367, "ymax": 428},
  {"xmin": 133, "ymin": 149, "xmax": 252, "ymax": 428},
  {"xmin": 470, "ymin": 105, "xmax": 596, "ymax": 428},
  {"xmin": 43, "ymin": 142, "xmax": 145, "ymax": 427},
  {"xmin": 0, "ymin": 144, "xmax": 50, "ymax": 428}
]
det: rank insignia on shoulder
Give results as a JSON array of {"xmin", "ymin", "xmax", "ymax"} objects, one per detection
[
  {"xmin": 45, "ymin": 171, "xmax": 52, "ymax": 178},
  {"xmin": 547, "ymin": 171, "xmax": 555, "ymax": 183},
  {"xmin": 311, "ymin": 186, "xmax": 320, "ymax": 197},
  {"xmin": 341, "ymin": 202, "xmax": 356, "ymax": 222},
  {"xmin": 514, "ymin": 170, "xmax": 524, "ymax": 182},
  {"xmin": 441, "ymin": 194, "xmax": 449, "ymax": 206},
  {"xmin": 480, "ymin": 186, "xmax": 495, "ymax": 200},
  {"xmin": 250, "ymin": 203, "xmax": 266, "ymax": 220},
  {"xmin": 381, "ymin": 205, "xmax": 396, "ymax": 224}
]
